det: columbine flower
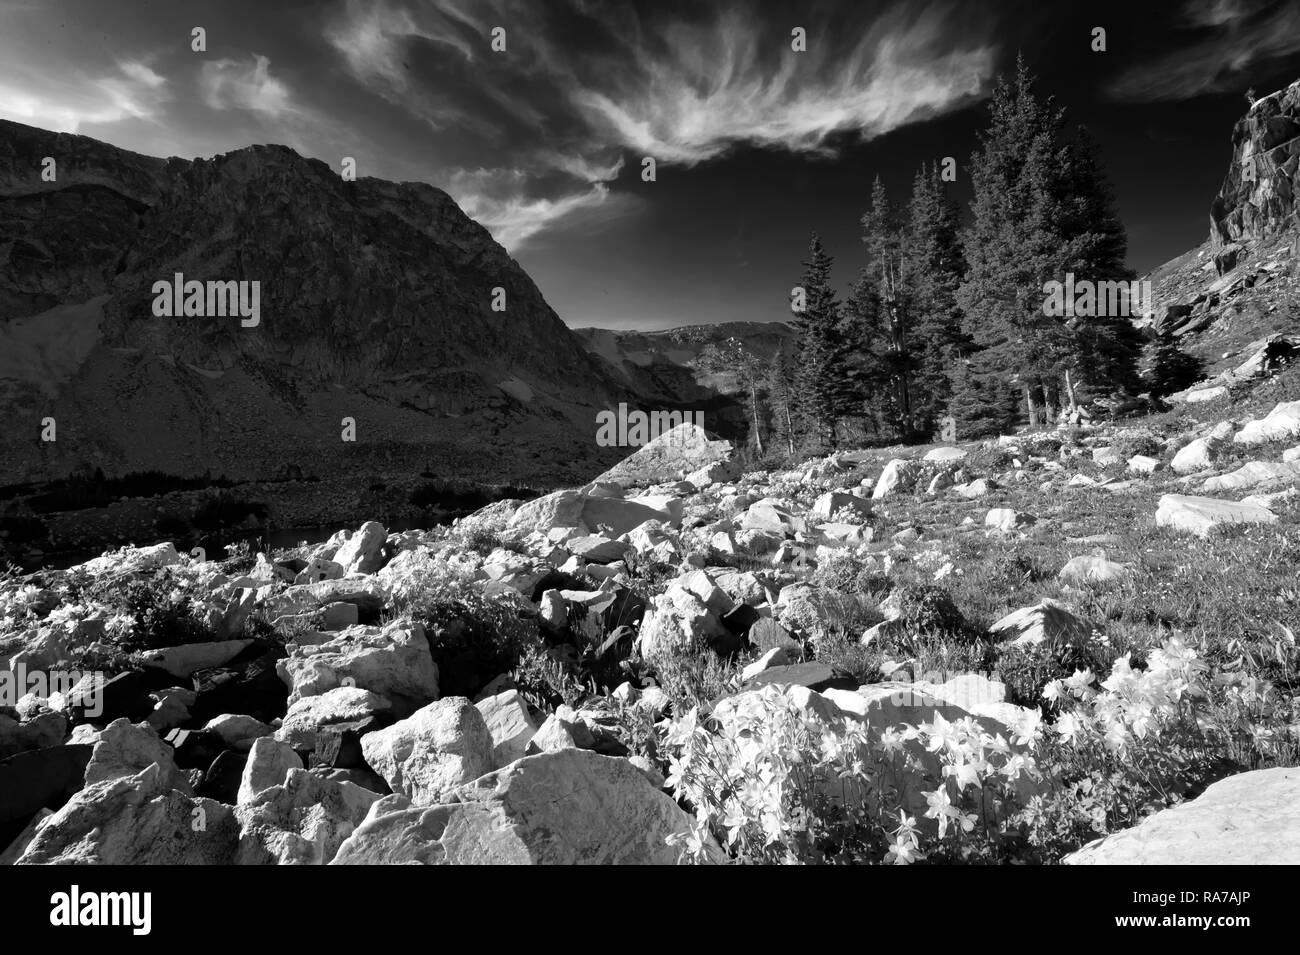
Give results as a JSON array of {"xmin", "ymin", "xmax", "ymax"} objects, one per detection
[
  {"xmin": 1053, "ymin": 711, "xmax": 1084, "ymax": 743},
  {"xmin": 885, "ymin": 834, "xmax": 925, "ymax": 865}
]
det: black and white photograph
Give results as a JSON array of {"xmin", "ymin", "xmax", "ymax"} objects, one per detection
[{"xmin": 0, "ymin": 0, "xmax": 1297, "ymax": 905}]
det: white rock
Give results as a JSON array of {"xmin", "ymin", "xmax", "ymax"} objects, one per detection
[
  {"xmin": 204, "ymin": 714, "xmax": 273, "ymax": 752},
  {"xmin": 332, "ymin": 749, "xmax": 717, "ymax": 864},
  {"xmin": 140, "ymin": 639, "xmax": 252, "ymax": 678},
  {"xmin": 872, "ymin": 459, "xmax": 918, "ymax": 499},
  {"xmin": 1058, "ymin": 555, "xmax": 1131, "ymax": 585},
  {"xmin": 14, "ymin": 764, "xmax": 238, "ymax": 864},
  {"xmin": 274, "ymin": 686, "xmax": 393, "ymax": 751},
  {"xmin": 475, "ymin": 689, "xmax": 539, "ymax": 766},
  {"xmin": 1171, "ymin": 437, "xmax": 1218, "ymax": 474},
  {"xmin": 923, "ymin": 446, "xmax": 967, "ymax": 463},
  {"xmin": 235, "ymin": 767, "xmax": 380, "ymax": 864},
  {"xmin": 1156, "ymin": 493, "xmax": 1278, "ymax": 537},
  {"xmin": 1202, "ymin": 460, "xmax": 1300, "ymax": 493},
  {"xmin": 1064, "ymin": 767, "xmax": 1300, "ymax": 864},
  {"xmin": 277, "ymin": 619, "xmax": 439, "ymax": 707},
  {"xmin": 332, "ymin": 521, "xmax": 388, "ymax": 574},
  {"xmin": 985, "ymin": 508, "xmax": 1030, "ymax": 532},
  {"xmin": 1233, "ymin": 401, "xmax": 1300, "ymax": 445},
  {"xmin": 239, "ymin": 736, "xmax": 303, "ymax": 805},
  {"xmin": 360, "ymin": 697, "xmax": 495, "ymax": 805},
  {"xmin": 989, "ymin": 599, "xmax": 1095, "ymax": 648},
  {"xmin": 84, "ymin": 718, "xmax": 191, "ymax": 793}
]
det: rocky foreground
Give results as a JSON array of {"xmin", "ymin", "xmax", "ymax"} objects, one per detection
[{"xmin": 3, "ymin": 407, "xmax": 1300, "ymax": 865}]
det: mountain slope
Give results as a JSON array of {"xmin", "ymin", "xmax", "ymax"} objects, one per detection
[
  {"xmin": 0, "ymin": 121, "xmax": 627, "ymax": 485},
  {"xmin": 1143, "ymin": 79, "xmax": 1300, "ymax": 392}
]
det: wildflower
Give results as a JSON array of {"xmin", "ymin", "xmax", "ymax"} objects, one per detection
[
  {"xmin": 885, "ymin": 833, "xmax": 925, "ymax": 865},
  {"xmin": 1053, "ymin": 711, "xmax": 1084, "ymax": 744}
]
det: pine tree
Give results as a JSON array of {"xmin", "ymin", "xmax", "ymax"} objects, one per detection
[
  {"xmin": 696, "ymin": 338, "xmax": 767, "ymax": 455},
  {"xmin": 1055, "ymin": 127, "xmax": 1142, "ymax": 405},
  {"xmin": 902, "ymin": 161, "xmax": 968, "ymax": 434},
  {"xmin": 847, "ymin": 177, "xmax": 916, "ymax": 438},
  {"xmin": 766, "ymin": 345, "xmax": 799, "ymax": 457},
  {"xmin": 957, "ymin": 57, "xmax": 1073, "ymax": 430},
  {"xmin": 946, "ymin": 351, "xmax": 1019, "ymax": 438},
  {"xmin": 958, "ymin": 57, "xmax": 1141, "ymax": 428},
  {"xmin": 791, "ymin": 233, "xmax": 852, "ymax": 447}
]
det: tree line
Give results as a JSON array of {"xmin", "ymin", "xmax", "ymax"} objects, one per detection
[{"xmin": 702, "ymin": 60, "xmax": 1200, "ymax": 458}]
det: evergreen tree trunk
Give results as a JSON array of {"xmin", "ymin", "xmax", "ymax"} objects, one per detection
[{"xmin": 1024, "ymin": 384, "xmax": 1039, "ymax": 428}]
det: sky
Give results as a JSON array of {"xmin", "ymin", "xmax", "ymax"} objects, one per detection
[{"xmin": 4, "ymin": 0, "xmax": 1300, "ymax": 331}]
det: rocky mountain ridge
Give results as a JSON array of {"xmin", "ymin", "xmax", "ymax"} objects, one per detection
[{"xmin": 0, "ymin": 121, "xmax": 628, "ymax": 487}]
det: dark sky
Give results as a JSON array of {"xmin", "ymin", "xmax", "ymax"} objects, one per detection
[{"xmin": 4, "ymin": 0, "xmax": 1300, "ymax": 330}]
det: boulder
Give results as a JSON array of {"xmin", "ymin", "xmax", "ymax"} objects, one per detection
[
  {"xmin": 989, "ymin": 599, "xmax": 1096, "ymax": 648},
  {"xmin": 294, "ymin": 557, "xmax": 345, "ymax": 585},
  {"xmin": 360, "ymin": 697, "xmax": 495, "ymax": 805},
  {"xmin": 740, "ymin": 498, "xmax": 805, "ymax": 535},
  {"xmin": 332, "ymin": 749, "xmax": 715, "ymax": 864},
  {"xmin": 810, "ymin": 491, "xmax": 872, "ymax": 522},
  {"xmin": 1156, "ymin": 493, "xmax": 1278, "ymax": 537},
  {"xmin": 83, "ymin": 718, "xmax": 191, "ymax": 793},
  {"xmin": 331, "ymin": 521, "xmax": 389, "ymax": 574},
  {"xmin": 923, "ymin": 446, "xmax": 967, "ymax": 463},
  {"xmin": 506, "ymin": 489, "xmax": 586, "ymax": 535},
  {"xmin": 1064, "ymin": 767, "xmax": 1300, "ymax": 864},
  {"xmin": 595, "ymin": 422, "xmax": 733, "ymax": 489},
  {"xmin": 234, "ymin": 767, "xmax": 380, "ymax": 865},
  {"xmin": 475, "ymin": 690, "xmax": 539, "ymax": 766},
  {"xmin": 78, "ymin": 542, "xmax": 180, "ymax": 577},
  {"xmin": 1233, "ymin": 401, "xmax": 1300, "ymax": 445},
  {"xmin": 277, "ymin": 619, "xmax": 438, "ymax": 711},
  {"xmin": 565, "ymin": 534, "xmax": 631, "ymax": 564},
  {"xmin": 1202, "ymin": 460, "xmax": 1300, "ymax": 493},
  {"xmin": 139, "ymin": 639, "xmax": 252, "ymax": 678},
  {"xmin": 263, "ymin": 577, "xmax": 388, "ymax": 618},
  {"xmin": 872, "ymin": 459, "xmax": 919, "ymax": 499},
  {"xmin": 636, "ymin": 582, "xmax": 731, "ymax": 658},
  {"xmin": 13, "ymin": 763, "xmax": 239, "ymax": 865},
  {"xmin": 238, "ymin": 737, "xmax": 304, "ymax": 805},
  {"xmin": 1170, "ymin": 437, "xmax": 1219, "ymax": 474},
  {"xmin": 274, "ymin": 686, "xmax": 393, "ymax": 752},
  {"xmin": 1058, "ymin": 555, "xmax": 1132, "ymax": 586},
  {"xmin": 985, "ymin": 508, "xmax": 1033, "ymax": 533}
]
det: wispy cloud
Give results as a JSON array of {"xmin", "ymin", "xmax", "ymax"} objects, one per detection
[
  {"xmin": 447, "ymin": 166, "xmax": 638, "ymax": 250},
  {"xmin": 198, "ymin": 55, "xmax": 297, "ymax": 116},
  {"xmin": 0, "ymin": 58, "xmax": 170, "ymax": 132},
  {"xmin": 569, "ymin": 5, "xmax": 995, "ymax": 165},
  {"xmin": 1110, "ymin": 0, "xmax": 1300, "ymax": 102},
  {"xmin": 323, "ymin": 0, "xmax": 995, "ymax": 248}
]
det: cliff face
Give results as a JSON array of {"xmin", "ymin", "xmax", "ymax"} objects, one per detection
[
  {"xmin": 1210, "ymin": 79, "xmax": 1300, "ymax": 248},
  {"xmin": 0, "ymin": 121, "xmax": 626, "ymax": 485}
]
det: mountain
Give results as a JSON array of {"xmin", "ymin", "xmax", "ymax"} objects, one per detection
[
  {"xmin": 0, "ymin": 121, "xmax": 630, "ymax": 489},
  {"xmin": 1143, "ymin": 79, "xmax": 1300, "ymax": 392},
  {"xmin": 575, "ymin": 321, "xmax": 795, "ymax": 397}
]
